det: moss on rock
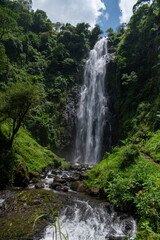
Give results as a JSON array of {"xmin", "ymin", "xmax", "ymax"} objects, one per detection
[{"xmin": 0, "ymin": 189, "xmax": 62, "ymax": 240}]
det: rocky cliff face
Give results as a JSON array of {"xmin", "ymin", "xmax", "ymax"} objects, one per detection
[{"xmin": 61, "ymin": 85, "xmax": 81, "ymax": 161}]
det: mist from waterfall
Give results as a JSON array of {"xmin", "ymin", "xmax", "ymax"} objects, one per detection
[{"xmin": 74, "ymin": 38, "xmax": 111, "ymax": 164}]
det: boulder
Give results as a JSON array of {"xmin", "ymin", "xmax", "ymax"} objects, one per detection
[
  {"xmin": 31, "ymin": 177, "xmax": 39, "ymax": 184},
  {"xmin": 47, "ymin": 174, "xmax": 54, "ymax": 179},
  {"xmin": 35, "ymin": 182, "xmax": 44, "ymax": 189},
  {"xmin": 71, "ymin": 181, "xmax": 86, "ymax": 192},
  {"xmin": 49, "ymin": 182, "xmax": 62, "ymax": 189},
  {"xmin": 29, "ymin": 171, "xmax": 39, "ymax": 180},
  {"xmin": 62, "ymin": 186, "xmax": 68, "ymax": 192},
  {"xmin": 69, "ymin": 172, "xmax": 80, "ymax": 182},
  {"xmin": 0, "ymin": 189, "xmax": 61, "ymax": 240},
  {"xmin": 56, "ymin": 186, "xmax": 68, "ymax": 192},
  {"xmin": 54, "ymin": 176, "xmax": 66, "ymax": 184},
  {"xmin": 90, "ymin": 187, "xmax": 100, "ymax": 196},
  {"xmin": 80, "ymin": 172, "xmax": 88, "ymax": 180},
  {"xmin": 14, "ymin": 162, "xmax": 29, "ymax": 187}
]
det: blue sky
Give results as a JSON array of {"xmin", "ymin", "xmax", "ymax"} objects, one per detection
[
  {"xmin": 98, "ymin": 0, "xmax": 122, "ymax": 33},
  {"xmin": 32, "ymin": 0, "xmax": 137, "ymax": 34}
]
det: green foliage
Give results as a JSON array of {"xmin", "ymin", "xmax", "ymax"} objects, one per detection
[
  {"xmin": 0, "ymin": 121, "xmax": 67, "ymax": 188},
  {"xmin": 89, "ymin": 24, "xmax": 103, "ymax": 48},
  {"xmin": 86, "ymin": 131, "xmax": 160, "ymax": 238},
  {"xmin": 142, "ymin": 130, "xmax": 160, "ymax": 163},
  {"xmin": 121, "ymin": 71, "xmax": 137, "ymax": 86},
  {"xmin": 107, "ymin": 0, "xmax": 160, "ymax": 141},
  {"xmin": 106, "ymin": 27, "xmax": 114, "ymax": 35},
  {"xmin": 119, "ymin": 144, "xmax": 139, "ymax": 168},
  {"xmin": 0, "ymin": 80, "xmax": 41, "ymax": 147},
  {"xmin": 0, "ymin": 0, "xmax": 104, "ymax": 152},
  {"xmin": 44, "ymin": 197, "xmax": 69, "ymax": 240},
  {"xmin": 0, "ymin": 5, "xmax": 18, "ymax": 41},
  {"xmin": 0, "ymin": 43, "xmax": 7, "ymax": 75}
]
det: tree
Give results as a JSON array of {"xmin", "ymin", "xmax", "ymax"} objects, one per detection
[
  {"xmin": 116, "ymin": 23, "xmax": 127, "ymax": 34},
  {"xmin": 0, "ymin": 43, "xmax": 7, "ymax": 75},
  {"xmin": 53, "ymin": 22, "xmax": 63, "ymax": 32},
  {"xmin": 0, "ymin": 81, "xmax": 41, "ymax": 147},
  {"xmin": 32, "ymin": 9, "xmax": 53, "ymax": 33},
  {"xmin": 133, "ymin": 0, "xmax": 151, "ymax": 13},
  {"xmin": 90, "ymin": 24, "xmax": 103, "ymax": 48},
  {"xmin": 0, "ymin": 6, "xmax": 18, "ymax": 41},
  {"xmin": 121, "ymin": 71, "xmax": 138, "ymax": 86},
  {"xmin": 106, "ymin": 27, "xmax": 114, "ymax": 35}
]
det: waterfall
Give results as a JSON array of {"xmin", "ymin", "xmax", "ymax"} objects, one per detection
[{"xmin": 74, "ymin": 37, "xmax": 111, "ymax": 164}]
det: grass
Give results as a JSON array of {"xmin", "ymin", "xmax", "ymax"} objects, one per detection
[
  {"xmin": 142, "ymin": 130, "xmax": 160, "ymax": 163},
  {"xmin": 0, "ymin": 121, "xmax": 68, "ymax": 188},
  {"xmin": 13, "ymin": 128, "xmax": 66, "ymax": 173},
  {"xmin": 85, "ymin": 134, "xmax": 160, "ymax": 239}
]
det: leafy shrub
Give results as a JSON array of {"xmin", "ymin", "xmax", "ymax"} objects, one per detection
[{"xmin": 120, "ymin": 144, "xmax": 139, "ymax": 168}]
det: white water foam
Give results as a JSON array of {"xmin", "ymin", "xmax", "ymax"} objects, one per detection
[{"xmin": 41, "ymin": 198, "xmax": 137, "ymax": 240}]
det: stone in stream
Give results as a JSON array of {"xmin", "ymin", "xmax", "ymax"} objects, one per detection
[
  {"xmin": 51, "ymin": 169, "xmax": 58, "ymax": 174},
  {"xmin": 56, "ymin": 186, "xmax": 69, "ymax": 192},
  {"xmin": 35, "ymin": 182, "xmax": 44, "ymax": 189},
  {"xmin": 80, "ymin": 172, "xmax": 89, "ymax": 180},
  {"xmin": 68, "ymin": 172, "xmax": 81, "ymax": 182},
  {"xmin": 49, "ymin": 182, "xmax": 62, "ymax": 189},
  {"xmin": 71, "ymin": 181, "xmax": 86, "ymax": 192},
  {"xmin": 89, "ymin": 187, "xmax": 100, "ymax": 196},
  {"xmin": 54, "ymin": 176, "xmax": 66, "ymax": 184},
  {"xmin": 69, "ymin": 163, "xmax": 83, "ymax": 171},
  {"xmin": 40, "ymin": 174, "xmax": 46, "ymax": 179},
  {"xmin": 61, "ymin": 173, "xmax": 68, "ymax": 179},
  {"xmin": 30, "ymin": 177, "xmax": 39, "ymax": 184},
  {"xmin": 47, "ymin": 174, "xmax": 54, "ymax": 178},
  {"xmin": 123, "ymin": 219, "xmax": 134, "ymax": 234},
  {"xmin": 106, "ymin": 228, "xmax": 125, "ymax": 239},
  {"xmin": 107, "ymin": 236, "xmax": 125, "ymax": 240}
]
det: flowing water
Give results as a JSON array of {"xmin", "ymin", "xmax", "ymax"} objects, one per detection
[
  {"xmin": 42, "ymin": 196, "xmax": 137, "ymax": 240},
  {"xmin": 40, "ymin": 166, "xmax": 137, "ymax": 240},
  {"xmin": 41, "ymin": 39, "xmax": 137, "ymax": 240},
  {"xmin": 0, "ymin": 166, "xmax": 137, "ymax": 240},
  {"xmin": 74, "ymin": 37, "xmax": 111, "ymax": 164},
  {"xmin": 0, "ymin": 39, "xmax": 137, "ymax": 240}
]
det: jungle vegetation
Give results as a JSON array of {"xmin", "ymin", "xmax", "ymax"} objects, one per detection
[{"xmin": 0, "ymin": 0, "xmax": 160, "ymax": 238}]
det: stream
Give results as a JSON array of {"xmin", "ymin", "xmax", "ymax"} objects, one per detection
[
  {"xmin": 0, "ymin": 163, "xmax": 137, "ymax": 240},
  {"xmin": 38, "ymin": 164, "xmax": 137, "ymax": 240},
  {"xmin": 0, "ymin": 38, "xmax": 137, "ymax": 240}
]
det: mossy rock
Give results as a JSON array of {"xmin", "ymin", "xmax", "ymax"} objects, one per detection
[
  {"xmin": 14, "ymin": 161, "xmax": 29, "ymax": 187},
  {"xmin": 0, "ymin": 189, "xmax": 62, "ymax": 240}
]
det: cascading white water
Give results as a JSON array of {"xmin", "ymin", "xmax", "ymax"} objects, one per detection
[
  {"xmin": 74, "ymin": 37, "xmax": 111, "ymax": 164},
  {"xmin": 39, "ymin": 165, "xmax": 137, "ymax": 240},
  {"xmin": 42, "ymin": 196, "xmax": 137, "ymax": 240}
]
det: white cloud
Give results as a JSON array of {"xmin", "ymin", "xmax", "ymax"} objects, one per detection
[
  {"xmin": 32, "ymin": 0, "xmax": 106, "ymax": 28},
  {"xmin": 105, "ymin": 12, "xmax": 109, "ymax": 21},
  {"xmin": 119, "ymin": 0, "xmax": 137, "ymax": 23}
]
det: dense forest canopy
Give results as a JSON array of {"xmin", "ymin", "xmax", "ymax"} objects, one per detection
[
  {"xmin": 0, "ymin": 0, "xmax": 103, "ymax": 150},
  {"xmin": 0, "ymin": 0, "xmax": 160, "ymax": 239},
  {"xmin": 0, "ymin": 0, "xmax": 159, "ymax": 177},
  {"xmin": 107, "ymin": 0, "xmax": 160, "ymax": 141},
  {"xmin": 0, "ymin": 0, "xmax": 159, "ymax": 167}
]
